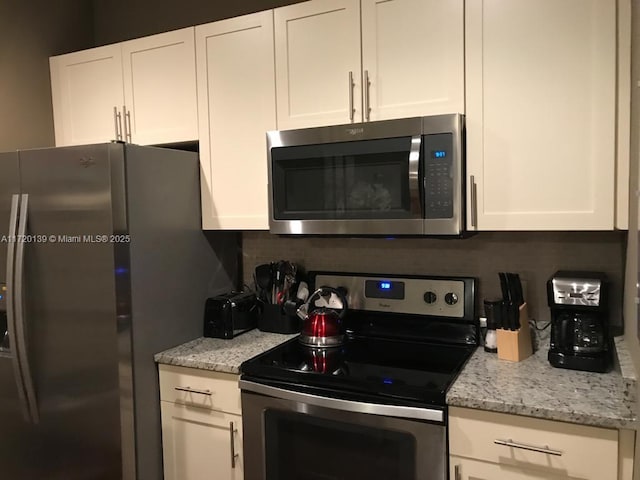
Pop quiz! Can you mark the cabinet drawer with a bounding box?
[159,364,241,415]
[449,407,618,479]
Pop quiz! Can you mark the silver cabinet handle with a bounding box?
[470,175,478,228]
[174,386,212,396]
[494,438,563,456]
[114,107,123,141]
[14,194,39,424]
[229,421,239,469]
[348,71,355,123]
[125,107,132,143]
[454,464,461,480]
[364,69,371,121]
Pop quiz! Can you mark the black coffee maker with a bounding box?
[547,271,611,373]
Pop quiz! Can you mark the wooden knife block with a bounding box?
[496,303,533,362]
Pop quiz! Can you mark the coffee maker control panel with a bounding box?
[551,276,602,307]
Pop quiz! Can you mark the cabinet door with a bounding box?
[274,0,361,129]
[161,402,243,480]
[196,11,276,230]
[121,27,198,145]
[450,457,573,480]
[361,0,464,121]
[466,0,616,230]
[50,44,124,146]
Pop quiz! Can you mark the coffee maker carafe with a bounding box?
[547,271,611,373]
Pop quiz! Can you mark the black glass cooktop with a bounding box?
[241,335,475,407]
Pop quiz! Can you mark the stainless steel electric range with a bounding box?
[240,272,478,480]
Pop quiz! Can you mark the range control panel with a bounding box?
[315,273,472,319]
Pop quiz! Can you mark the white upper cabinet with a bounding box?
[121,28,198,145]
[50,28,197,146]
[465,0,617,230]
[50,44,124,146]
[196,11,277,230]
[274,0,361,129]
[360,0,464,122]
[274,0,463,129]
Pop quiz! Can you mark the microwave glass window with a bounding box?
[272,137,415,220]
[264,410,416,480]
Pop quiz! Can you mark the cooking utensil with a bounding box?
[298,286,348,347]
[255,263,273,303]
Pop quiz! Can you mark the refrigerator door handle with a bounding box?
[14,194,39,424]
[5,194,31,422]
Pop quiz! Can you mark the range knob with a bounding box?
[444,292,459,305]
[423,291,437,304]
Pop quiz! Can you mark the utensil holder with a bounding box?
[258,304,301,334]
[496,303,533,362]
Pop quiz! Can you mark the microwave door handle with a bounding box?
[408,135,422,217]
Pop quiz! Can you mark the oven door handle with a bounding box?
[239,379,444,423]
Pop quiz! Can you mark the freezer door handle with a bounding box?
[5,194,31,422]
[14,194,39,424]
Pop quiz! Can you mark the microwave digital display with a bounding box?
[432,150,447,159]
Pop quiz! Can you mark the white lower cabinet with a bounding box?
[449,407,634,480]
[159,364,243,480]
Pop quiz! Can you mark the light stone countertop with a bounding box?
[447,335,638,429]
[153,329,299,374]
[155,327,638,430]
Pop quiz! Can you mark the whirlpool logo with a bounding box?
[346,127,364,136]
[378,302,391,308]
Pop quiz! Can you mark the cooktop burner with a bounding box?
[241,272,478,409]
[241,335,475,406]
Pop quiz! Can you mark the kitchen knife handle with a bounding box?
[470,175,478,228]
[364,69,371,121]
[348,71,355,123]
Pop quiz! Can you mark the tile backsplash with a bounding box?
[242,231,626,331]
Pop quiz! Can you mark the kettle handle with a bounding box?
[305,286,348,319]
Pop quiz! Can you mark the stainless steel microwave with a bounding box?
[267,114,465,236]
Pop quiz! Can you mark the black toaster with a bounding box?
[203,291,259,339]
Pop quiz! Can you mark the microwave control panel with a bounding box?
[423,133,454,219]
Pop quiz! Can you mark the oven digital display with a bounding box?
[365,280,405,300]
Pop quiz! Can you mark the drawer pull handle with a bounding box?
[494,438,563,456]
[174,386,212,396]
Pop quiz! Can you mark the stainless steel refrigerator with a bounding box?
[0,143,237,480]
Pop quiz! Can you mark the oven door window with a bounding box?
[271,137,419,220]
[264,410,416,480]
